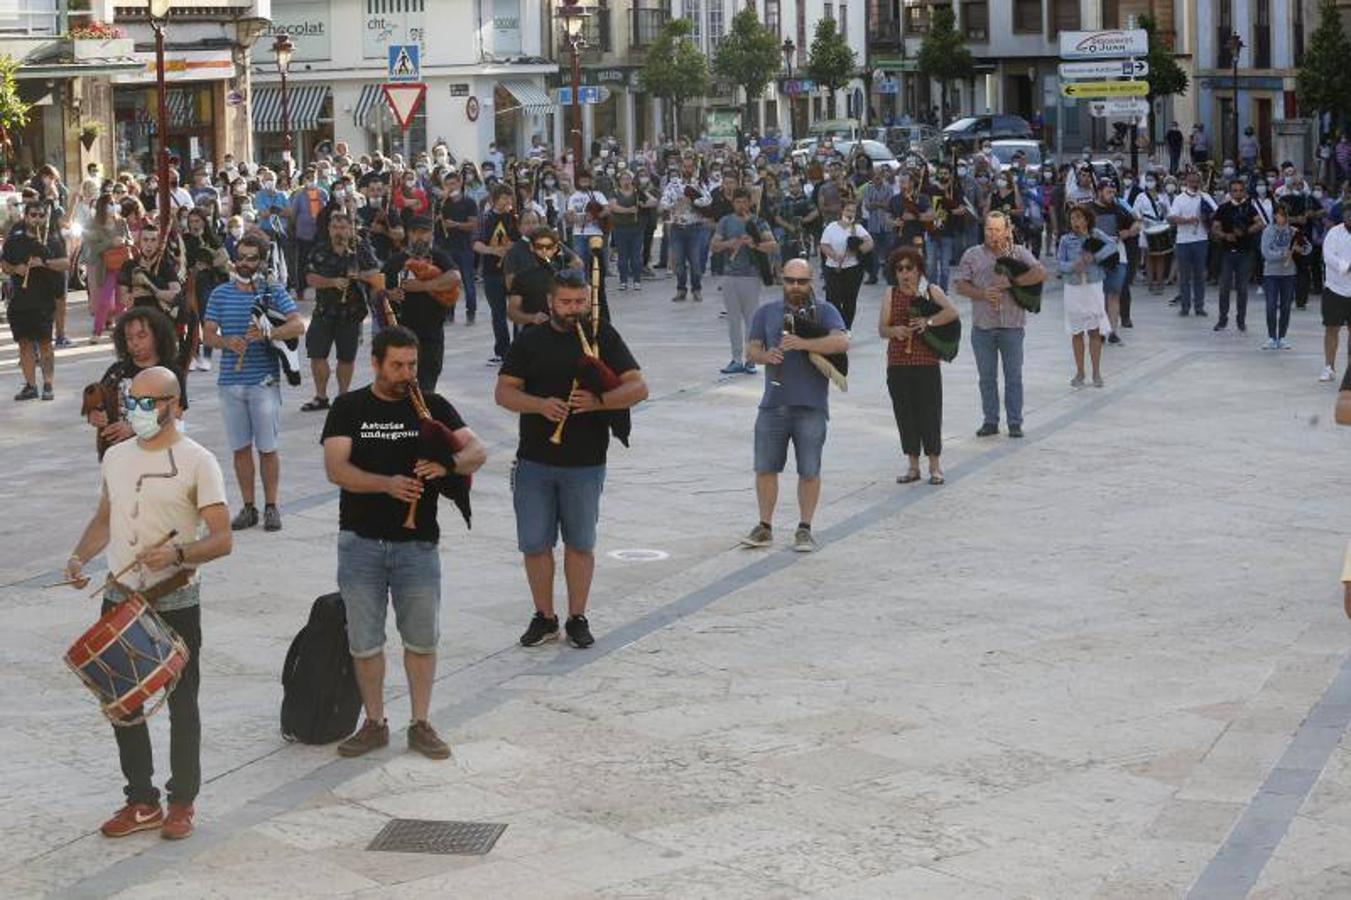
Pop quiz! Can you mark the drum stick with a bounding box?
[45,577,90,589]
[90,530,178,598]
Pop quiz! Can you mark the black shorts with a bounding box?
[8,307,54,342]
[1322,290,1351,328]
[305,317,362,363]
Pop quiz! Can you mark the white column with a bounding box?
[553,106,564,159]
[622,89,636,155]
[583,102,594,158]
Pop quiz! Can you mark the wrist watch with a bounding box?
[174,545,186,566]
[926,318,934,328]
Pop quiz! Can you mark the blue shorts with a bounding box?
[336,531,441,657]
[754,405,828,478]
[512,458,606,554]
[218,382,283,453]
[1102,263,1127,296]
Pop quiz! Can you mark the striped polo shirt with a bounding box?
[204,280,298,386]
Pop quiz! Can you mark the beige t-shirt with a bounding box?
[101,434,227,594]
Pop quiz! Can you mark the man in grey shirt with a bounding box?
[712,188,779,375]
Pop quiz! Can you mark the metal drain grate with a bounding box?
[366,819,508,856]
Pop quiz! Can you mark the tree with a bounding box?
[0,56,29,159]
[640,19,710,139]
[1136,15,1188,149]
[806,17,855,118]
[1297,0,1351,134]
[713,8,781,129]
[916,6,973,123]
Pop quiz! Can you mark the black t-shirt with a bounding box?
[505,240,571,324]
[889,192,931,247]
[119,254,184,321]
[477,211,518,275]
[357,203,394,261]
[500,320,638,467]
[1215,198,1258,253]
[383,248,457,339]
[308,238,379,324]
[3,224,66,312]
[438,196,479,254]
[101,357,189,411]
[320,385,466,543]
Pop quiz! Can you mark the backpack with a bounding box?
[280,593,362,744]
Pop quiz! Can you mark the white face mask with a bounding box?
[127,404,166,441]
[1124,179,1134,189]
[261,179,275,190]
[1314,190,1326,200]
[956,167,968,177]
[229,226,244,239]
[1222,167,1235,178]
[1256,184,1268,196]
[1145,178,1156,189]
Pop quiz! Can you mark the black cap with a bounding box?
[407,214,435,231]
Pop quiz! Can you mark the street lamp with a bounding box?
[148,0,172,231]
[1230,32,1244,170]
[782,38,794,78]
[272,34,295,168]
[558,2,590,167]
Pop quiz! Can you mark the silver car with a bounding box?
[834,139,902,173]
[989,140,1044,180]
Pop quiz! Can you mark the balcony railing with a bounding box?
[0,0,59,36]
[630,6,669,48]
[579,7,611,55]
[869,16,901,44]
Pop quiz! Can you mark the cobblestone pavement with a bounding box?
[3,272,1350,898]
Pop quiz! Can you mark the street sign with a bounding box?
[1059,29,1148,59]
[382,82,426,128]
[1061,80,1150,98]
[387,44,420,82]
[225,89,245,107]
[1058,59,1148,80]
[555,86,609,104]
[1088,99,1150,118]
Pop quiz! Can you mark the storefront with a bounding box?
[111,49,234,174]
[251,82,334,168]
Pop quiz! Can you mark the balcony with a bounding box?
[630,6,670,49]
[579,7,612,58]
[870,15,901,48]
[0,0,59,37]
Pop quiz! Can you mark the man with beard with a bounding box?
[495,270,649,649]
[436,170,479,325]
[739,257,849,553]
[303,212,381,410]
[322,325,487,759]
[384,216,461,391]
[4,200,69,400]
[659,155,713,302]
[202,233,305,532]
[473,186,519,365]
[505,225,580,330]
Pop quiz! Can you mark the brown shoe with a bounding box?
[100,802,162,837]
[337,718,389,757]
[161,803,194,840]
[408,720,451,760]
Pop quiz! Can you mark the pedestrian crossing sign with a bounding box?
[388,44,420,83]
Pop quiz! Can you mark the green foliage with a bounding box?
[1297,0,1351,122]
[806,16,855,96]
[0,56,30,133]
[1138,14,1187,99]
[713,8,782,110]
[640,18,710,111]
[916,6,974,86]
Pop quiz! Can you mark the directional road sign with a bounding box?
[1059,29,1148,59]
[388,44,420,82]
[1058,59,1149,80]
[555,86,609,104]
[1088,99,1150,119]
[1061,80,1150,99]
[382,82,426,128]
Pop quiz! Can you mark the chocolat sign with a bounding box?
[1058,29,1147,60]
[252,0,332,63]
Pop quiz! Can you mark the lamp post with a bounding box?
[558,2,590,167]
[148,0,172,232]
[272,34,295,170]
[1230,32,1244,170]
[782,38,795,141]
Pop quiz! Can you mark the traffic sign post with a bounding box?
[1058,60,1148,80]
[1088,99,1150,118]
[382,82,427,161]
[388,44,420,82]
[1056,28,1151,167]
[1061,80,1150,99]
[555,86,609,105]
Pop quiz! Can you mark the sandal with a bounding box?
[929,473,945,485]
[897,472,922,484]
[300,396,330,412]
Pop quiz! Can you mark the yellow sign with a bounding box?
[1061,80,1150,98]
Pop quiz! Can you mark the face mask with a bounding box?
[957,167,968,177]
[229,226,244,239]
[1145,178,1156,189]
[127,404,166,440]
[261,179,275,190]
[1315,190,1326,200]
[1222,167,1235,178]
[1124,179,1135,189]
[1256,184,1268,196]
[544,178,556,188]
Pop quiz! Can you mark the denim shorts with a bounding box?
[754,405,828,478]
[218,382,283,453]
[336,531,441,657]
[511,458,605,554]
[1102,262,1127,295]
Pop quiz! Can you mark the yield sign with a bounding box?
[382,83,427,129]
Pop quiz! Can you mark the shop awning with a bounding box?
[498,79,553,115]
[252,85,331,133]
[353,83,385,129]
[167,89,196,128]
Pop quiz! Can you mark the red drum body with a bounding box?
[64,595,189,725]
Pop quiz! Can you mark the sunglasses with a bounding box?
[123,394,172,412]
[533,241,557,251]
[782,276,811,285]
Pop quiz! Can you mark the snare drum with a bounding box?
[64,595,189,726]
[1145,222,1176,255]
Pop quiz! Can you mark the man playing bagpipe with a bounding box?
[117,223,186,363]
[302,212,382,411]
[322,325,486,760]
[4,200,69,401]
[494,268,649,649]
[383,215,462,392]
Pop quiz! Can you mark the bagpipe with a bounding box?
[742,217,775,286]
[785,302,849,392]
[585,193,612,235]
[994,252,1044,314]
[1080,234,1119,274]
[402,253,461,308]
[908,284,962,362]
[80,374,123,460]
[20,205,49,289]
[550,236,631,447]
[234,274,302,385]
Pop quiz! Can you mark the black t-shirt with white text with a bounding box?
[320,385,466,543]
[500,320,638,467]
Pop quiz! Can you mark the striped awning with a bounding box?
[252,85,331,133]
[166,89,195,127]
[353,83,385,129]
[498,79,553,115]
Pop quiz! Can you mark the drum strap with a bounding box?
[107,569,193,606]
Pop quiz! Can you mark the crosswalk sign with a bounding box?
[388,44,420,82]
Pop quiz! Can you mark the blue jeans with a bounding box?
[450,246,477,316]
[481,271,510,358]
[1176,240,1208,312]
[970,326,1024,428]
[613,225,643,285]
[1264,274,1295,339]
[753,405,829,477]
[512,458,606,553]
[1218,250,1252,325]
[670,223,709,292]
[926,235,956,290]
[336,531,442,657]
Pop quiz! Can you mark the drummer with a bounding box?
[63,366,233,842]
[1133,171,1172,295]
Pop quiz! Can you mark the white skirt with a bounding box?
[1063,279,1112,337]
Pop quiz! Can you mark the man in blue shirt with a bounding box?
[251,167,289,242]
[203,232,305,532]
[740,257,849,553]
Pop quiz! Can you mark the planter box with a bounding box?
[72,38,134,60]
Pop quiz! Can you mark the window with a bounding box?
[839,2,847,39]
[708,0,723,48]
[1100,0,1119,28]
[903,0,930,35]
[1255,0,1271,68]
[796,0,807,64]
[1294,0,1306,65]
[824,2,833,19]
[1050,0,1079,37]
[962,0,988,41]
[765,0,779,37]
[1012,0,1040,32]
[685,0,701,41]
[1217,0,1233,68]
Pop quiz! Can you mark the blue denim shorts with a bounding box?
[1102,262,1127,295]
[218,382,283,453]
[336,531,442,657]
[512,458,606,554]
[754,405,828,478]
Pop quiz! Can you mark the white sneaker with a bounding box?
[1320,365,1336,382]
[200,356,212,371]
[1261,338,1278,350]
[1278,339,1292,350]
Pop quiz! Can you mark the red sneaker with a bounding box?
[100,802,163,838]
[161,803,194,840]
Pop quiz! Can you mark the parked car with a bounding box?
[835,139,902,173]
[872,124,944,162]
[989,139,1046,181]
[808,118,863,140]
[941,115,1034,153]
